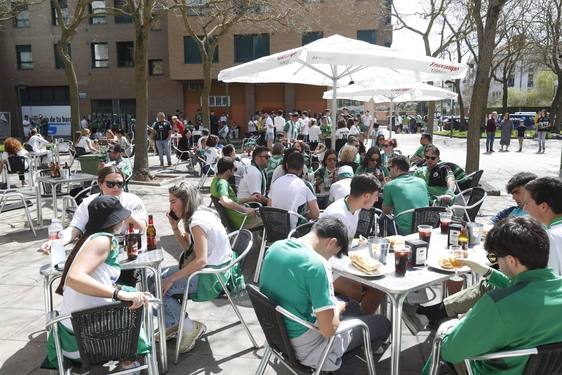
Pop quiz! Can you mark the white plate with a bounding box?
[331,249,387,278]
[425,258,470,273]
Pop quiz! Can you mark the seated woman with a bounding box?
[75,129,99,155]
[1,137,29,186]
[160,183,243,352]
[314,149,337,209]
[202,135,219,175]
[46,195,150,369]
[381,138,400,169]
[356,146,389,182]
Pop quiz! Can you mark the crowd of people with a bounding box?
[32,103,562,375]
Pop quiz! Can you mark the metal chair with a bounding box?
[451,187,487,222]
[429,320,562,375]
[411,206,447,232]
[173,229,258,364]
[171,136,194,172]
[456,169,484,193]
[287,222,315,239]
[61,183,98,227]
[46,300,160,375]
[247,284,376,375]
[0,188,36,236]
[211,196,261,233]
[254,207,308,283]
[197,155,217,189]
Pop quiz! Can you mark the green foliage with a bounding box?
[506,71,557,107]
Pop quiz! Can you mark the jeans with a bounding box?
[443,279,493,317]
[537,131,547,150]
[486,132,495,152]
[155,139,171,165]
[150,266,199,328]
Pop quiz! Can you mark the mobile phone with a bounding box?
[169,210,179,221]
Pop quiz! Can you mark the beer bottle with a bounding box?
[126,223,137,260]
[146,214,157,250]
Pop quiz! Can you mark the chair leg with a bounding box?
[361,324,376,375]
[313,336,336,375]
[256,345,272,375]
[252,228,267,284]
[20,193,36,237]
[217,276,259,348]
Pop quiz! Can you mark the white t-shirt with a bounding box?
[349,125,360,135]
[547,220,562,275]
[274,115,285,132]
[270,164,309,185]
[80,119,89,129]
[28,134,49,153]
[301,117,310,135]
[76,136,94,153]
[270,173,316,228]
[247,120,257,133]
[70,192,147,235]
[265,116,275,134]
[197,136,208,150]
[189,209,231,266]
[204,147,219,166]
[335,128,350,140]
[322,198,359,241]
[328,178,352,203]
[309,125,321,142]
[238,164,264,199]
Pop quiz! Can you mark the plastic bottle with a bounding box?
[48,219,65,268]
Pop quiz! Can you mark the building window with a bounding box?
[90,0,106,24]
[183,36,218,64]
[357,30,377,44]
[54,44,71,69]
[234,33,269,63]
[116,41,134,67]
[207,96,230,107]
[114,0,132,23]
[14,7,30,27]
[507,74,515,87]
[16,45,33,70]
[21,86,69,106]
[91,42,109,68]
[302,31,323,46]
[51,0,69,26]
[149,59,163,75]
[527,73,534,88]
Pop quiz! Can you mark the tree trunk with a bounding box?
[501,80,508,115]
[59,43,80,142]
[455,79,467,131]
[465,3,506,173]
[427,101,435,136]
[132,25,150,177]
[201,59,212,129]
[551,72,562,133]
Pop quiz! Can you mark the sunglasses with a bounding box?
[383,144,392,148]
[486,252,500,264]
[425,155,438,161]
[105,180,124,189]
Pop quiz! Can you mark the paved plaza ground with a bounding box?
[0,133,560,375]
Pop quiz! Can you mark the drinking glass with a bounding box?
[418,225,433,243]
[439,212,453,234]
[468,222,484,247]
[394,245,411,276]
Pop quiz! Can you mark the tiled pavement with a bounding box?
[0,133,559,374]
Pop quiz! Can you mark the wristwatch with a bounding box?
[112,286,122,301]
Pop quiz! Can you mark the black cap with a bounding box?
[110,144,124,153]
[85,195,131,231]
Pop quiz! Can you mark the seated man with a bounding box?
[414,145,455,205]
[265,143,284,191]
[416,176,562,328]
[422,216,562,375]
[491,172,537,223]
[322,174,385,314]
[410,132,432,164]
[259,216,391,372]
[269,152,319,229]
[382,155,429,235]
[237,145,269,205]
[328,165,354,203]
[103,144,132,179]
[210,157,261,230]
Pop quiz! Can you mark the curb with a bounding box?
[129,173,185,187]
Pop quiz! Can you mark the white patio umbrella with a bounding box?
[218,34,468,148]
[323,82,458,136]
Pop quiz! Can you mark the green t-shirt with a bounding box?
[210,177,245,229]
[414,144,427,158]
[383,174,429,234]
[265,155,283,190]
[259,239,335,339]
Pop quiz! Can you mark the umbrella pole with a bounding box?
[331,78,337,150]
[388,99,394,138]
